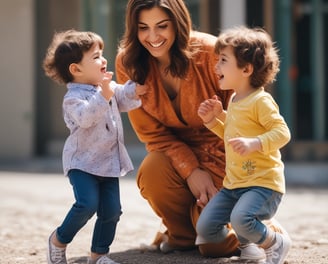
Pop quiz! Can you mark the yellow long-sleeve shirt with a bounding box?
[205,88,291,194]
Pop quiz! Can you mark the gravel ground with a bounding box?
[1,171,327,264]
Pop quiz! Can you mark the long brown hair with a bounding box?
[118,0,193,84]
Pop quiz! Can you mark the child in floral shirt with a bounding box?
[43,29,147,264]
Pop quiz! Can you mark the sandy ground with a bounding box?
[1,171,328,264]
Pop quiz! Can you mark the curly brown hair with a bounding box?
[43,29,104,85]
[118,0,193,84]
[215,26,280,88]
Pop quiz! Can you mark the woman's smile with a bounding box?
[137,7,175,62]
[148,40,166,48]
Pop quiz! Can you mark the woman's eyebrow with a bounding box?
[138,19,171,26]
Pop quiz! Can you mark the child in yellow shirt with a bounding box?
[197,26,291,264]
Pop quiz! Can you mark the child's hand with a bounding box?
[100,71,114,100]
[210,95,224,118]
[103,71,113,82]
[136,84,148,96]
[135,84,148,98]
[198,95,223,123]
[228,137,262,156]
[198,100,215,123]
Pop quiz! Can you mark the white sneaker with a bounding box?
[87,255,120,264]
[266,218,291,242]
[265,232,291,264]
[47,232,67,264]
[239,243,266,262]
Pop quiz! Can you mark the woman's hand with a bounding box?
[186,168,218,208]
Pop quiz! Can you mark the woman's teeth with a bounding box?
[150,41,164,48]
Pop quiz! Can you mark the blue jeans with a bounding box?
[56,169,122,254]
[196,187,282,245]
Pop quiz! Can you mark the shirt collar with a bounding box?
[67,82,98,91]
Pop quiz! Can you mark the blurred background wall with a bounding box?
[0,0,327,184]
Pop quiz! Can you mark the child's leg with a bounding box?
[228,187,282,262]
[48,170,99,264]
[90,177,121,259]
[56,170,100,244]
[196,188,235,244]
[230,187,282,245]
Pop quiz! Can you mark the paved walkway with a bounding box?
[1,171,328,263]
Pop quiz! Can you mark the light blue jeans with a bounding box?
[56,169,122,254]
[196,187,282,245]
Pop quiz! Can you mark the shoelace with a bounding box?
[265,246,280,262]
[50,246,66,264]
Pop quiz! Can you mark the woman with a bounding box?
[115,0,285,258]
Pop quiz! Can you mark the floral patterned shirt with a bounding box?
[62,81,141,177]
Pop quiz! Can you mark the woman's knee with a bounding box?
[137,152,170,182]
[137,152,181,199]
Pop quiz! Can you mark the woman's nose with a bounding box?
[148,29,158,41]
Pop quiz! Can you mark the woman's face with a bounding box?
[137,7,176,63]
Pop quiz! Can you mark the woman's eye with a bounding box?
[138,26,148,31]
[158,24,168,29]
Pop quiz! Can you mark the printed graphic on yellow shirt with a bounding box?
[242,159,256,175]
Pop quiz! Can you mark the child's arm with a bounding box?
[229,95,291,156]
[134,83,148,99]
[113,80,148,112]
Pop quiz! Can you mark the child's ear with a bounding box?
[69,63,82,77]
[243,63,253,77]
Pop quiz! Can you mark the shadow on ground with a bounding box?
[68,249,262,264]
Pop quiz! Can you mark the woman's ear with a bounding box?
[69,63,82,77]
